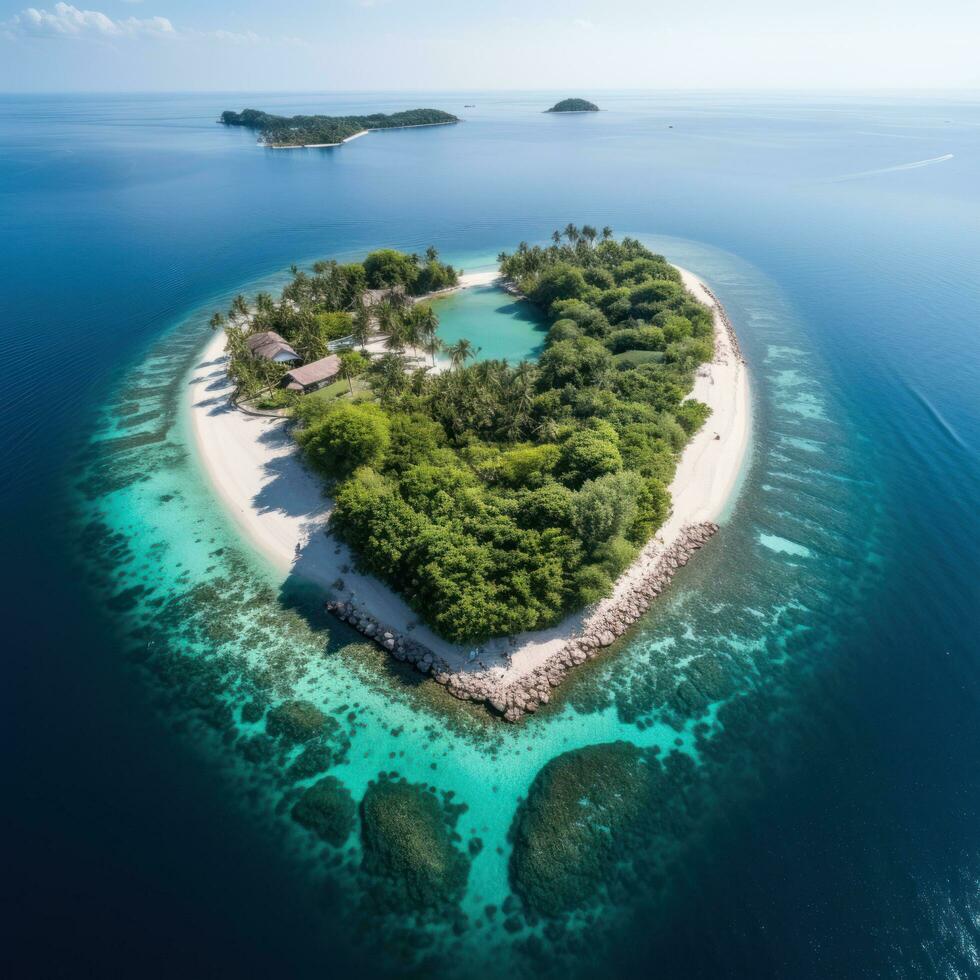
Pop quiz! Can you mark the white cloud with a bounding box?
[2,3,271,43]
[5,2,175,37]
[573,18,595,30]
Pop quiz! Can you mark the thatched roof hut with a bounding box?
[281,355,342,393]
[246,331,300,363]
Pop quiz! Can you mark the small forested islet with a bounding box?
[220,107,459,147]
[546,98,600,113]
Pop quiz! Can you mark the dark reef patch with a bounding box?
[266,699,333,743]
[508,740,719,925]
[288,741,345,781]
[509,741,655,915]
[359,775,470,915]
[291,776,356,846]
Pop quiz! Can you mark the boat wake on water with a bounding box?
[827,153,953,182]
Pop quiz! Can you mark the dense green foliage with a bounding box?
[546,98,600,112]
[213,247,457,400]
[362,247,459,294]
[220,107,459,146]
[289,228,713,644]
[296,402,391,478]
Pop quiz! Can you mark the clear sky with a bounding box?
[1,0,978,93]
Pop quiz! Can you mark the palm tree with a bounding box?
[408,367,430,396]
[209,312,225,331]
[401,309,424,355]
[551,230,562,246]
[535,416,560,442]
[383,318,408,354]
[422,334,443,367]
[601,225,613,240]
[255,292,275,315]
[511,362,536,409]
[473,358,503,395]
[338,350,367,395]
[581,225,597,246]
[351,301,372,350]
[375,299,399,336]
[367,353,408,402]
[446,338,475,371]
[563,223,580,244]
[228,294,249,325]
[415,304,439,339]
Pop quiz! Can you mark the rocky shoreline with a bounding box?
[699,282,744,364]
[326,521,718,722]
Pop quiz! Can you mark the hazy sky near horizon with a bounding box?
[1,0,978,93]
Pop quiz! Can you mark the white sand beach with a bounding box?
[188,266,750,686]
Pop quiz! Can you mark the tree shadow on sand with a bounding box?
[276,538,431,692]
[249,422,330,520]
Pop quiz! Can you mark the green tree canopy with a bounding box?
[279,227,718,644]
[363,249,418,289]
[538,336,612,389]
[555,429,623,488]
[571,471,644,549]
[529,264,590,309]
[296,403,391,479]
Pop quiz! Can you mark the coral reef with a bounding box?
[291,776,356,846]
[359,776,470,913]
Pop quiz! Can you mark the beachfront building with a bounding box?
[246,331,300,363]
[281,354,341,393]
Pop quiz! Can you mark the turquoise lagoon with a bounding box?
[430,281,548,363]
[5,93,979,978]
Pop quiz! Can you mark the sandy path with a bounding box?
[187,266,750,680]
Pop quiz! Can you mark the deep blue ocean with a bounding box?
[3,91,979,978]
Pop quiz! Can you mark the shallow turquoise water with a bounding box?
[5,92,979,978]
[431,282,548,363]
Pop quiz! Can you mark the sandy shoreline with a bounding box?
[188,265,750,706]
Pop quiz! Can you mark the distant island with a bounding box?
[219,108,459,148]
[546,99,600,113]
